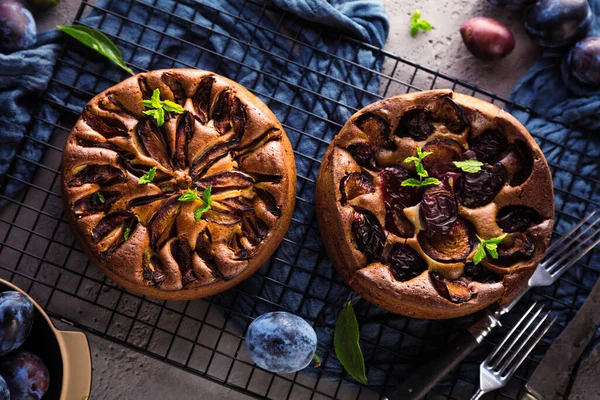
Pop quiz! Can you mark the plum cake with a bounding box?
[316,90,554,319]
[62,69,296,300]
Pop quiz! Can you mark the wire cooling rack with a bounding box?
[1,0,599,399]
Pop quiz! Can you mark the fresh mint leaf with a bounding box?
[401,178,423,187]
[409,10,433,37]
[474,234,507,264]
[334,301,368,385]
[312,353,322,368]
[143,89,182,126]
[162,100,185,113]
[138,167,157,185]
[123,227,132,241]
[194,186,212,222]
[402,148,440,187]
[58,25,133,74]
[453,160,483,173]
[96,192,105,204]
[421,177,441,186]
[178,188,200,202]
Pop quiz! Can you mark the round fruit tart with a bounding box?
[62,69,296,300]
[316,90,554,319]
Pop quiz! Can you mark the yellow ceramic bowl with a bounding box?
[0,279,91,399]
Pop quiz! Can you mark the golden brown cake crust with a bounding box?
[62,69,296,300]
[316,90,554,319]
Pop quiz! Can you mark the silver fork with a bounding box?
[386,212,600,400]
[471,303,556,400]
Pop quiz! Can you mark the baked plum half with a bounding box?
[422,138,463,178]
[457,164,507,208]
[419,218,474,262]
[385,243,427,281]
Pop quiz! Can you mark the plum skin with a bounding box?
[487,0,535,10]
[0,1,37,53]
[566,36,600,87]
[0,376,9,400]
[246,312,317,374]
[0,292,34,356]
[524,0,592,48]
[0,351,49,400]
[460,17,515,61]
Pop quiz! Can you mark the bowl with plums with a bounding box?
[0,279,91,399]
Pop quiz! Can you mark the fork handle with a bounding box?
[384,332,479,400]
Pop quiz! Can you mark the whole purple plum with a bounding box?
[0,292,34,356]
[0,1,36,53]
[525,0,592,48]
[460,17,515,61]
[487,0,535,10]
[0,351,49,400]
[566,36,600,87]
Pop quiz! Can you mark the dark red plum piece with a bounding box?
[136,118,172,169]
[192,75,215,123]
[386,243,427,282]
[117,156,171,183]
[73,190,121,218]
[171,238,197,285]
[355,113,394,150]
[0,351,49,400]
[212,89,247,137]
[0,292,33,356]
[460,17,515,61]
[419,218,474,262]
[339,172,374,205]
[469,128,508,164]
[497,206,542,232]
[148,197,180,249]
[194,171,254,191]
[174,111,193,169]
[142,251,167,287]
[161,72,186,106]
[220,197,254,214]
[499,141,533,186]
[255,187,282,218]
[138,76,153,98]
[379,166,423,208]
[385,203,415,238]
[242,210,268,246]
[421,186,458,235]
[67,164,125,187]
[228,233,250,261]
[82,110,128,138]
[190,139,240,180]
[429,96,469,133]
[352,211,386,261]
[346,142,379,170]
[463,261,501,283]
[495,233,535,266]
[195,228,228,280]
[91,210,136,244]
[430,272,474,303]
[204,211,242,225]
[394,108,434,141]
[567,36,600,87]
[422,138,463,178]
[457,164,507,208]
[127,193,172,208]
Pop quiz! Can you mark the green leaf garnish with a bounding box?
[402,147,440,187]
[96,192,105,203]
[334,301,368,385]
[453,160,484,173]
[178,187,200,202]
[194,186,212,222]
[473,234,508,264]
[123,227,132,241]
[57,25,133,74]
[312,353,322,368]
[142,88,184,127]
[410,10,433,37]
[138,167,157,185]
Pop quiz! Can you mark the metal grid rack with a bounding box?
[0,0,598,399]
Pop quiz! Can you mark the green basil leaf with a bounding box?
[334,301,368,385]
[96,192,105,203]
[178,188,200,202]
[473,245,486,264]
[138,167,157,185]
[123,227,132,241]
[57,25,133,75]
[453,160,483,173]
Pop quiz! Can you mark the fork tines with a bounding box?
[542,211,600,278]
[485,303,556,379]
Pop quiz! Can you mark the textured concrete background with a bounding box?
[31,0,542,398]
